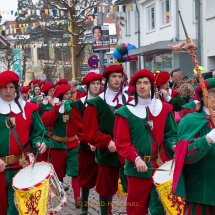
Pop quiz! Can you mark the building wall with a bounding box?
[139,0,197,46]
[202,0,215,71]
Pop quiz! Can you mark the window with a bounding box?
[193,0,198,22]
[161,0,170,25]
[109,57,116,64]
[147,5,155,31]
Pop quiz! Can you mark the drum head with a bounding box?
[13,162,51,189]
[153,160,174,184]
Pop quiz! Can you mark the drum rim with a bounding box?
[152,160,174,184]
[12,162,54,190]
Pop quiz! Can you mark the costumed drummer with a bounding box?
[114,69,177,215]
[83,65,132,215]
[70,72,102,215]
[41,84,81,207]
[173,78,215,214]
[0,71,49,215]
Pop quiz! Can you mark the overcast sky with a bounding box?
[0,0,18,22]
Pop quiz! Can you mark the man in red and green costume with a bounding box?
[0,71,49,215]
[20,86,30,101]
[31,82,56,162]
[41,84,81,207]
[31,82,56,117]
[114,69,177,215]
[173,78,215,215]
[83,65,132,215]
[71,72,102,215]
[154,71,185,111]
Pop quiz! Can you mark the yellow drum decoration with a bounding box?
[153,160,185,215]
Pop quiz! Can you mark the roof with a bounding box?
[128,39,197,56]
[0,36,10,49]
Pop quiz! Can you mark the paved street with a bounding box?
[58,176,127,215]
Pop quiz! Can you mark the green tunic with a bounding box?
[115,104,177,178]
[86,96,119,166]
[176,110,215,205]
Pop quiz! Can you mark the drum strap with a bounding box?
[142,117,163,166]
[4,114,24,152]
[142,117,159,151]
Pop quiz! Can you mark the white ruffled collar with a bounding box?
[99,88,128,106]
[80,92,96,106]
[0,97,26,119]
[126,97,162,118]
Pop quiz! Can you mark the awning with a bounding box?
[128,40,197,56]
[115,0,135,5]
[0,36,10,49]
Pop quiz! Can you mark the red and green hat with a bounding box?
[54,84,71,98]
[83,72,102,85]
[128,69,155,93]
[20,86,30,93]
[0,71,20,87]
[194,78,215,100]
[32,79,40,85]
[102,65,125,79]
[39,80,46,86]
[56,78,68,85]
[41,83,56,93]
[195,78,215,93]
[154,71,170,87]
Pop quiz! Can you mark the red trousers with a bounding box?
[126,176,153,215]
[96,164,119,197]
[50,148,67,180]
[186,201,215,215]
[0,171,7,215]
[78,150,98,189]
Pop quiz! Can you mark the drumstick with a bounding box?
[134,166,168,171]
[31,132,45,172]
[169,158,175,176]
[148,168,169,172]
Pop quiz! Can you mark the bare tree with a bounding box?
[45,0,111,80]
[0,48,20,70]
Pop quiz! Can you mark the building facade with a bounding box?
[116,0,215,77]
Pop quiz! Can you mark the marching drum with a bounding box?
[153,160,185,215]
[12,162,67,215]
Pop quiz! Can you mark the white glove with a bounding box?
[207,129,215,143]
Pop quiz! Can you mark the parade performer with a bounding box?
[83,65,132,215]
[71,72,102,215]
[28,79,40,96]
[20,86,30,101]
[31,82,56,116]
[56,78,68,86]
[114,69,177,215]
[41,84,81,207]
[0,71,49,215]
[173,78,215,215]
[154,71,185,111]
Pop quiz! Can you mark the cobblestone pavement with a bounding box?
[58,176,127,215]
